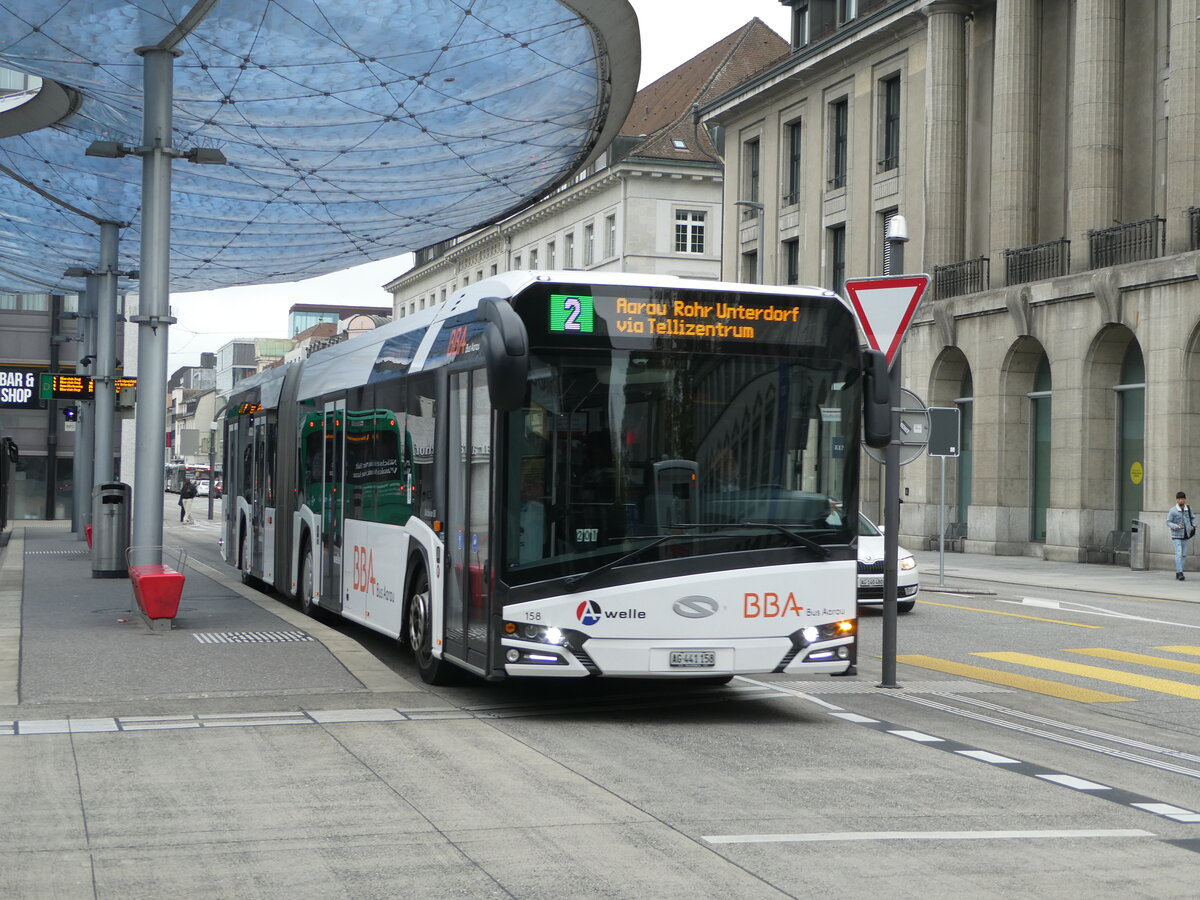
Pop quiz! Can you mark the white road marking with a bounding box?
[828,712,879,724]
[1131,803,1200,823]
[956,749,1019,764]
[1036,773,1110,791]
[704,829,1154,844]
[888,729,944,742]
[1014,597,1200,629]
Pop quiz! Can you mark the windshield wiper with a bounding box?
[563,534,693,590]
[674,521,833,558]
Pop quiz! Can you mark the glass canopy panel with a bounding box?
[0,0,637,293]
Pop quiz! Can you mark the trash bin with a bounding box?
[92,482,131,578]
[1129,519,1148,572]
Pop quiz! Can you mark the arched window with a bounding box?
[956,370,973,525]
[1116,342,1145,531]
[1029,353,1051,541]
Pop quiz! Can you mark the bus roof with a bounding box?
[233,272,850,407]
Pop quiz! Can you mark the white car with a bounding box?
[196,479,210,497]
[856,513,919,613]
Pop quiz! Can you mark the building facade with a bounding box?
[703,0,1200,568]
[385,20,789,311]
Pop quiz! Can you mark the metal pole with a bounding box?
[76,279,97,534]
[130,46,180,567]
[207,424,216,520]
[879,216,908,690]
[94,221,119,484]
[939,455,946,586]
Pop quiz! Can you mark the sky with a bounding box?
[166,0,793,373]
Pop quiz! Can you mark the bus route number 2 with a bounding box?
[576,528,598,543]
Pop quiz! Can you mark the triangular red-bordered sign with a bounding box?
[844,274,930,368]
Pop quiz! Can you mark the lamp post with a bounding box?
[734,200,765,284]
[207,421,217,521]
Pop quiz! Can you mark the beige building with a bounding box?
[702,0,1200,569]
[385,20,789,313]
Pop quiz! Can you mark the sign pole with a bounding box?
[940,455,946,586]
[843,251,930,691]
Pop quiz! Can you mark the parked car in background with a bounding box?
[856,513,919,613]
[196,479,210,497]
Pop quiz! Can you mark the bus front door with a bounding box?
[444,370,491,672]
[322,400,346,612]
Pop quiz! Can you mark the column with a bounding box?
[1067,0,1123,268]
[1166,0,1199,254]
[925,2,970,268]
[989,0,1040,266]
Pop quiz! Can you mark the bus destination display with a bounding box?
[39,373,137,400]
[548,292,802,341]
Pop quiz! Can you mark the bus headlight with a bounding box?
[801,626,820,644]
[504,622,566,646]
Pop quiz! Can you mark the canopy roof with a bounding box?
[0,0,638,294]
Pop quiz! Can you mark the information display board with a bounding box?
[39,373,137,401]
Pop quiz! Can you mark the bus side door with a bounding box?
[322,399,346,612]
[443,369,491,671]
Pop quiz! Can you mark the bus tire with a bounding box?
[298,540,320,619]
[406,564,457,685]
[239,523,253,586]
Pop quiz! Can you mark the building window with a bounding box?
[529,248,538,269]
[605,214,616,258]
[743,138,761,210]
[791,0,809,47]
[837,0,856,24]
[672,139,687,150]
[565,232,575,268]
[828,97,848,190]
[828,224,846,296]
[674,210,706,254]
[584,223,594,266]
[513,254,521,270]
[462,274,469,285]
[784,238,800,285]
[879,208,901,274]
[490,264,498,276]
[742,251,759,284]
[785,120,803,204]
[547,240,556,268]
[879,74,900,172]
[477,270,483,281]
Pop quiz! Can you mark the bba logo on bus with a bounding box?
[743,592,805,618]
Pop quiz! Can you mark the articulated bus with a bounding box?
[223,272,890,684]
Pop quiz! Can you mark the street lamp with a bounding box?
[208,421,218,521]
[734,200,765,285]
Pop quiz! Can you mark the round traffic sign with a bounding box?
[863,388,929,465]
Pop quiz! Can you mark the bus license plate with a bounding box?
[670,650,716,668]
[859,575,884,587]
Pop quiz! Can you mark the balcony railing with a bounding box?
[1189,207,1200,251]
[933,256,990,300]
[1087,216,1166,269]
[1005,238,1070,286]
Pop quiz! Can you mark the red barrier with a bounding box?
[129,565,185,619]
[85,525,92,548]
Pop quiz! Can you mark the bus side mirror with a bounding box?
[478,297,530,412]
[862,349,891,448]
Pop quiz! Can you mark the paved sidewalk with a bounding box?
[0,514,426,719]
[915,546,1200,603]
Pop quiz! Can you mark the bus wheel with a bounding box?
[406,566,456,685]
[239,527,252,585]
[299,543,319,618]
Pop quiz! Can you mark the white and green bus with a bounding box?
[223,272,890,684]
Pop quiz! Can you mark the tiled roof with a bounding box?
[619,19,789,164]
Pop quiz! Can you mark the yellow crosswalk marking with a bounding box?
[896,654,1133,703]
[917,600,1102,628]
[1066,648,1200,675]
[1157,645,1200,657]
[976,652,1200,699]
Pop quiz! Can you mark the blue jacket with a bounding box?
[1167,503,1195,540]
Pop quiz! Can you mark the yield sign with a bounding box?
[844,274,930,368]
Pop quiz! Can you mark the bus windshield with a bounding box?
[501,347,859,585]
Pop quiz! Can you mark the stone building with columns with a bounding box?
[701,0,1200,569]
